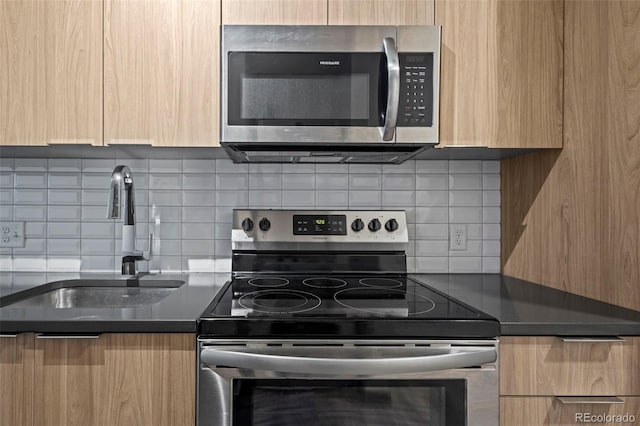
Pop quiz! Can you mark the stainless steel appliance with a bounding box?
[221,26,441,163]
[198,210,499,426]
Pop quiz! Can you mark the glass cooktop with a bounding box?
[199,276,499,338]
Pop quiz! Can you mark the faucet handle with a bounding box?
[142,233,153,261]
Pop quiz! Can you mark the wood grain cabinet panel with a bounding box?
[328,0,434,25]
[105,0,220,146]
[0,334,34,426]
[0,0,102,146]
[33,333,195,426]
[501,396,640,426]
[436,0,563,148]
[500,337,640,396]
[222,0,327,24]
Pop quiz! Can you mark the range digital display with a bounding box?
[294,215,347,235]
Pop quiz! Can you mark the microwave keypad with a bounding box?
[398,53,433,127]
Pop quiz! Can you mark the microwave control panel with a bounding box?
[398,53,434,127]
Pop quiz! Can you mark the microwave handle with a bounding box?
[201,347,496,375]
[381,37,400,141]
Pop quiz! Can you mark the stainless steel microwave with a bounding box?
[221,25,441,163]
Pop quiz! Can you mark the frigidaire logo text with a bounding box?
[320,61,340,66]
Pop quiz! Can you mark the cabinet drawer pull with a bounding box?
[560,336,625,343]
[36,334,101,339]
[556,397,625,405]
[0,334,18,338]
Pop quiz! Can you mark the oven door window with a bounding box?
[232,379,466,426]
[227,52,386,127]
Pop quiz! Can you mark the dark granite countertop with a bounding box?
[410,274,640,336]
[0,272,229,333]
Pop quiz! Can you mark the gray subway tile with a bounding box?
[349,164,382,174]
[82,222,115,239]
[482,257,501,273]
[81,159,116,173]
[156,223,182,240]
[81,256,116,272]
[0,158,14,171]
[149,190,181,206]
[415,224,449,240]
[283,174,315,190]
[48,159,81,172]
[48,189,81,205]
[249,174,281,190]
[14,172,46,188]
[157,239,182,256]
[449,240,482,257]
[0,189,11,204]
[416,191,448,207]
[115,159,149,173]
[482,161,500,173]
[382,160,415,174]
[215,190,248,207]
[316,191,348,208]
[46,257,81,272]
[382,190,414,207]
[13,257,47,272]
[149,159,182,173]
[249,190,281,207]
[416,160,448,174]
[81,239,115,255]
[181,207,214,223]
[217,174,249,190]
[449,207,482,223]
[483,174,500,190]
[483,207,501,223]
[449,191,482,207]
[316,164,348,174]
[0,205,12,220]
[282,164,315,174]
[48,206,81,222]
[414,257,449,273]
[182,159,215,173]
[449,257,482,273]
[82,206,112,222]
[157,256,183,272]
[214,207,234,223]
[15,158,47,172]
[467,224,483,239]
[449,174,482,190]
[483,224,501,240]
[13,239,46,255]
[182,190,215,207]
[182,240,215,256]
[25,222,47,238]
[214,240,232,258]
[182,223,214,240]
[483,240,501,257]
[82,173,111,189]
[0,172,13,188]
[415,207,448,224]
[149,173,181,190]
[47,239,81,255]
[14,205,47,221]
[282,190,315,207]
[182,174,216,190]
[318,174,349,190]
[449,160,482,174]
[214,222,231,241]
[48,173,81,188]
[415,240,449,257]
[215,159,247,173]
[249,164,282,174]
[416,174,448,190]
[348,191,381,207]
[348,174,381,191]
[14,188,47,205]
[483,190,501,206]
[382,174,414,190]
[47,222,81,238]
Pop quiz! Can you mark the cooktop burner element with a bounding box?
[334,288,436,316]
[359,277,403,288]
[303,277,347,288]
[247,277,289,287]
[237,289,321,315]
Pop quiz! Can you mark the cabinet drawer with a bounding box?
[501,396,640,426]
[500,336,640,395]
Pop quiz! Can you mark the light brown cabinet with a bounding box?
[328,0,433,25]
[500,336,640,426]
[0,0,102,146]
[0,333,195,426]
[222,0,327,25]
[436,0,563,148]
[0,334,34,426]
[104,0,220,147]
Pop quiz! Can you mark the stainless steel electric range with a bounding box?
[197,210,500,426]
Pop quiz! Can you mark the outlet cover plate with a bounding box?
[449,224,467,251]
[0,221,25,248]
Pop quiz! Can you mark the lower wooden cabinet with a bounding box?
[0,333,34,426]
[501,396,640,426]
[0,333,195,426]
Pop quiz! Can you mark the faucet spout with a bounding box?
[108,165,135,225]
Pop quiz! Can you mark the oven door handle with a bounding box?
[381,36,400,141]
[200,348,496,375]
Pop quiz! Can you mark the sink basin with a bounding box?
[0,279,184,309]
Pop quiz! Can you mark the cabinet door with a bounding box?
[328,0,433,25]
[0,334,34,426]
[222,0,327,25]
[436,0,563,148]
[105,0,220,146]
[0,0,102,146]
[33,333,195,426]
[501,396,640,426]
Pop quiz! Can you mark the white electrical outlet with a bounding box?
[449,224,467,251]
[0,222,26,248]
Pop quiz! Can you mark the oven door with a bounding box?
[221,26,399,144]
[197,339,498,426]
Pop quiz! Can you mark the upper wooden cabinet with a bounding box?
[436,0,563,148]
[104,0,220,146]
[222,0,327,25]
[328,0,434,25]
[0,0,102,146]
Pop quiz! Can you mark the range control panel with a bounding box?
[398,53,434,127]
[232,210,409,249]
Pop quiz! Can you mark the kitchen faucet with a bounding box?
[108,165,152,275]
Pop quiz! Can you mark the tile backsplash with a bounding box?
[0,157,500,273]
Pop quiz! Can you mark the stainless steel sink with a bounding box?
[1,279,184,309]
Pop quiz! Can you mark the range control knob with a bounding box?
[368,218,381,232]
[385,218,399,232]
[351,218,365,232]
[241,218,253,232]
[259,218,271,232]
